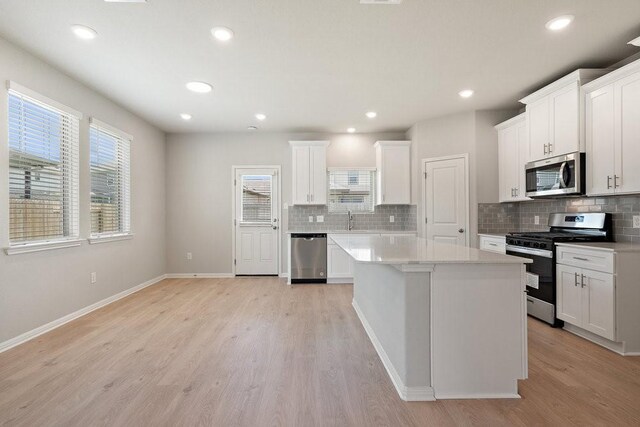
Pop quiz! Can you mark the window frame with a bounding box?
[4,81,82,254]
[88,117,132,243]
[327,167,376,213]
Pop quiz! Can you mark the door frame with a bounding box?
[231,165,282,276]
[422,154,470,246]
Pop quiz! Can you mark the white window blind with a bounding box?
[241,175,272,223]
[328,169,375,213]
[90,119,131,237]
[8,87,80,244]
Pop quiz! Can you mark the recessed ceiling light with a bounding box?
[347,127,356,133]
[180,113,192,121]
[366,111,377,119]
[458,89,474,98]
[545,15,574,31]
[248,126,258,131]
[186,81,213,93]
[211,27,234,42]
[629,36,640,47]
[255,113,266,121]
[71,25,98,40]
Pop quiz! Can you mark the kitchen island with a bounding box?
[331,234,531,401]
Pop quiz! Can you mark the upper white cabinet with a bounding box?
[496,114,530,202]
[584,59,640,196]
[374,141,411,205]
[520,69,608,162]
[290,141,329,205]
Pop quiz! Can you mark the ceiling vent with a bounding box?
[360,0,402,4]
[629,36,640,47]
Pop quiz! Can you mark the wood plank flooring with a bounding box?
[1,277,639,426]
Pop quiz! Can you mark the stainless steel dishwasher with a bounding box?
[290,233,327,283]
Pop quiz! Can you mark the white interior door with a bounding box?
[235,167,279,275]
[424,156,468,246]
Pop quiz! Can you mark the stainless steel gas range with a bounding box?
[506,212,612,326]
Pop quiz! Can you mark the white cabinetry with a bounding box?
[556,244,640,354]
[374,141,411,205]
[496,114,529,202]
[584,59,640,196]
[327,238,354,281]
[478,235,506,254]
[290,141,328,205]
[520,69,608,162]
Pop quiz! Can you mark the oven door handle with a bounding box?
[506,244,553,259]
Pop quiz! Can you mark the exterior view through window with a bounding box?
[328,169,375,212]
[241,175,272,223]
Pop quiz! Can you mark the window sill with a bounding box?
[88,234,134,245]
[4,239,83,255]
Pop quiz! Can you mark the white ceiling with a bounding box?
[0,0,639,134]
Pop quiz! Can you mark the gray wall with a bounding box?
[0,37,166,343]
[165,131,407,275]
[407,110,516,246]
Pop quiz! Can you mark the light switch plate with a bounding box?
[633,215,640,228]
[90,272,97,284]
[316,215,324,223]
[534,216,540,225]
[389,215,395,223]
[186,252,192,260]
[309,216,314,223]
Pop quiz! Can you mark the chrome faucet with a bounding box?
[347,210,354,231]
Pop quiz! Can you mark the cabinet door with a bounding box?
[581,269,615,341]
[327,244,353,278]
[515,121,530,201]
[292,146,310,205]
[550,82,580,156]
[586,84,616,196]
[309,145,327,204]
[615,71,640,194]
[498,127,517,202]
[526,97,550,161]
[556,264,583,326]
[379,146,410,204]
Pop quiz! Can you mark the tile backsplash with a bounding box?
[478,195,640,243]
[288,205,417,232]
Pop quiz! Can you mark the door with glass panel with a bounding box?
[234,167,279,275]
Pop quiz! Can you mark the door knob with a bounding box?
[458,228,465,233]
[272,226,278,230]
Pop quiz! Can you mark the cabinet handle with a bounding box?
[543,144,548,155]
[614,175,620,189]
[311,194,314,202]
[515,188,519,197]
[548,143,553,153]
[581,274,586,288]
[574,272,579,287]
[607,176,612,189]
[488,243,498,247]
[307,194,310,202]
[573,256,589,261]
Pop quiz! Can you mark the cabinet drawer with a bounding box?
[556,246,614,273]
[479,236,506,254]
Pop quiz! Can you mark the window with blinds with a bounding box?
[240,175,272,223]
[328,169,375,212]
[90,119,131,237]
[8,87,80,244]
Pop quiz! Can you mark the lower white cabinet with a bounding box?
[556,264,615,340]
[478,235,506,254]
[327,242,354,280]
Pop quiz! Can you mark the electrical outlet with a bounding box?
[186,252,193,260]
[308,216,314,223]
[534,216,540,225]
[389,215,395,223]
[90,272,97,284]
[316,215,324,223]
[633,216,640,228]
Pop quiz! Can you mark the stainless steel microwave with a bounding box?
[525,152,585,198]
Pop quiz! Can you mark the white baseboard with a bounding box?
[327,278,353,284]
[165,273,234,279]
[435,392,520,399]
[562,323,637,356]
[0,274,167,354]
[352,299,435,402]
[279,273,289,279]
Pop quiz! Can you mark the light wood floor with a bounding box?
[1,278,639,426]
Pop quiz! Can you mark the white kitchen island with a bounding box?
[331,234,532,401]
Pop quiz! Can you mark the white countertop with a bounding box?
[556,241,640,253]
[331,234,531,265]
[287,230,418,235]
[478,233,507,238]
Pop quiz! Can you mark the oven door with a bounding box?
[525,152,584,198]
[506,244,559,325]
